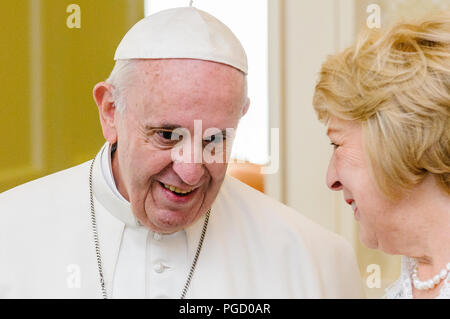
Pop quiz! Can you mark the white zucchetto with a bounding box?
[114,6,248,74]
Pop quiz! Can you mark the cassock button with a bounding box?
[153,232,162,241]
[153,262,165,274]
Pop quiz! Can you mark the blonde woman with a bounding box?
[313,13,450,299]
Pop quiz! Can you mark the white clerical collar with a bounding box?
[100,142,129,203]
[93,142,141,227]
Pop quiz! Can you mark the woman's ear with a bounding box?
[93,82,118,144]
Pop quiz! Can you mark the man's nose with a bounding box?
[172,161,205,186]
[326,156,343,191]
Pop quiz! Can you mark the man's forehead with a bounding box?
[124,59,245,128]
[136,58,244,78]
[131,60,244,105]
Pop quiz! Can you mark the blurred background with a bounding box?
[1,0,449,298]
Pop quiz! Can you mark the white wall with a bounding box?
[268,0,356,234]
[267,0,402,298]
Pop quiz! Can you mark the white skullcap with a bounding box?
[114,6,248,74]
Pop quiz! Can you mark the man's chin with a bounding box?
[143,209,196,234]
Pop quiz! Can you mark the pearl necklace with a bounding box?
[412,262,450,291]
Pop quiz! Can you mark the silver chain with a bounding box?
[180,207,210,299]
[88,156,210,299]
[89,156,107,299]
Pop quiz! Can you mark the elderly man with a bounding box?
[0,7,364,298]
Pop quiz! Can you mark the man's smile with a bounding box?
[160,181,196,196]
[157,181,202,204]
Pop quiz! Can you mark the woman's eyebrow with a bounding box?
[326,127,341,136]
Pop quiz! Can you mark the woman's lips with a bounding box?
[346,199,360,221]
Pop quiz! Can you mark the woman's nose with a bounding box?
[326,156,343,191]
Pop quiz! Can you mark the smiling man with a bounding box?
[0,6,364,298]
[96,58,246,235]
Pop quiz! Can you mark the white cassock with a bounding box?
[0,144,365,298]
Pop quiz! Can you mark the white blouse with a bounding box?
[384,256,450,299]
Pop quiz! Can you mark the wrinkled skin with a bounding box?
[94,59,249,234]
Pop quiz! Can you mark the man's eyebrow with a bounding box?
[143,124,229,138]
[144,123,182,131]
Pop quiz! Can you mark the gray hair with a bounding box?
[105,59,139,113]
[105,59,248,113]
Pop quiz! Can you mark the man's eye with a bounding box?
[204,134,225,144]
[158,130,173,140]
[157,130,181,140]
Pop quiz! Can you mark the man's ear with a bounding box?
[241,97,250,117]
[93,82,118,144]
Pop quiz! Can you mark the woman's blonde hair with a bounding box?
[313,12,450,198]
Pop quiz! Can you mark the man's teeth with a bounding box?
[163,183,194,194]
[351,201,357,212]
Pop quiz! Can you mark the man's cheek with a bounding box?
[206,164,227,179]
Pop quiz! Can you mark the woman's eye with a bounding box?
[330,142,340,150]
